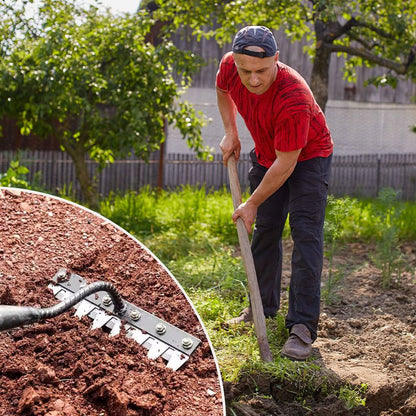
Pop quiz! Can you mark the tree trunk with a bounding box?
[310,19,334,113]
[310,41,332,113]
[63,141,100,211]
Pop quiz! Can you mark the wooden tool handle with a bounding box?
[227,155,273,362]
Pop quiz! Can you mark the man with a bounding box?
[216,26,333,360]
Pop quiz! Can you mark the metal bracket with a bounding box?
[48,269,201,371]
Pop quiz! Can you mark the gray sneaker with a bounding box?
[281,323,312,361]
[224,307,253,326]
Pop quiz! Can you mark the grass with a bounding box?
[98,185,415,411]
[3,155,413,410]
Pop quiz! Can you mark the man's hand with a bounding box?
[232,149,301,234]
[216,87,241,165]
[232,200,257,234]
[220,134,241,165]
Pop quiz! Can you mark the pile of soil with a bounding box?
[0,188,225,416]
[226,240,416,415]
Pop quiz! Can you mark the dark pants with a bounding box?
[248,149,332,341]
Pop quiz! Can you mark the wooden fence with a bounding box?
[1,151,415,201]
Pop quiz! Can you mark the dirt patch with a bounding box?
[226,240,416,415]
[0,188,225,416]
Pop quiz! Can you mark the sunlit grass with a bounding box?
[99,185,415,409]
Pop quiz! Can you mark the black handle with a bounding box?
[0,305,42,331]
[0,281,126,331]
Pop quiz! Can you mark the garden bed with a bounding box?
[226,240,416,415]
[0,188,224,416]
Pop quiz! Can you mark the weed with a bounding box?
[323,195,357,304]
[371,188,406,288]
[338,383,368,409]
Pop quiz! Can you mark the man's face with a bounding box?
[233,48,279,95]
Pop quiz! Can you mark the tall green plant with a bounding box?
[372,188,406,288]
[323,195,358,304]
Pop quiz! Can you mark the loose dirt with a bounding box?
[0,188,225,416]
[225,240,416,415]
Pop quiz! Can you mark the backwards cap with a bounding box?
[232,26,278,58]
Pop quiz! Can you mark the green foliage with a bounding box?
[96,186,416,411]
[338,383,368,410]
[150,0,416,110]
[0,0,210,205]
[371,188,407,288]
[0,158,31,188]
[101,185,238,244]
[100,186,248,294]
[0,0,208,156]
[323,195,358,304]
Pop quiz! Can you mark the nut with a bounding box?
[155,323,167,335]
[130,310,141,321]
[182,338,193,349]
[102,295,113,306]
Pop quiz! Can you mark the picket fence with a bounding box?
[1,151,415,201]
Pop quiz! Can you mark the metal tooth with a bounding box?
[91,310,111,330]
[164,349,189,371]
[125,325,150,345]
[108,318,121,337]
[48,283,61,296]
[49,286,70,301]
[74,300,96,318]
[147,339,170,360]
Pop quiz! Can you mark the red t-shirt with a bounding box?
[216,52,333,168]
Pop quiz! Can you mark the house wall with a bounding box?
[168,28,416,156]
[166,88,416,156]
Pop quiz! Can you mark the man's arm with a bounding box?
[232,149,301,233]
[216,86,241,163]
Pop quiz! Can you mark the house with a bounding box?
[166,29,416,157]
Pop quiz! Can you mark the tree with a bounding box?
[0,0,209,209]
[148,0,416,111]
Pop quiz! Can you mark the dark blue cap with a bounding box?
[232,26,278,58]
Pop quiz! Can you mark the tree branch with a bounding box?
[316,16,396,44]
[352,19,396,41]
[348,32,379,51]
[324,42,407,74]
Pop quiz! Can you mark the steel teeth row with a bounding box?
[48,282,192,371]
[73,300,188,371]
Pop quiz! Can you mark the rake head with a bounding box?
[0,269,201,371]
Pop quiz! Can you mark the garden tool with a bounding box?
[0,268,200,371]
[227,154,273,362]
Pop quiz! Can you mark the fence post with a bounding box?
[376,154,381,197]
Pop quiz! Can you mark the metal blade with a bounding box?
[91,310,111,330]
[74,300,96,318]
[163,349,189,371]
[109,319,121,337]
[146,338,170,360]
[49,269,201,371]
[125,325,151,345]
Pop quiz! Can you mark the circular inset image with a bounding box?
[0,188,225,415]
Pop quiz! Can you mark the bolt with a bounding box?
[102,295,112,306]
[130,309,141,321]
[55,269,68,282]
[182,338,193,349]
[155,323,166,335]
